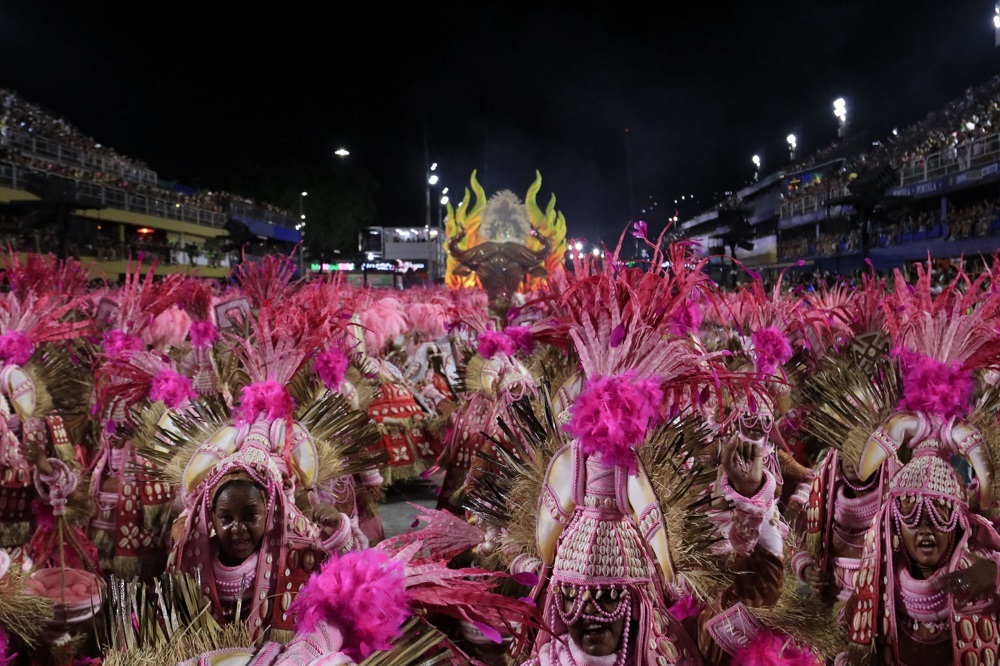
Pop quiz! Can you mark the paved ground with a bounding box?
[378,476,441,538]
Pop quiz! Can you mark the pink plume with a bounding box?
[188,320,219,348]
[563,373,663,472]
[103,329,144,358]
[0,331,34,366]
[235,379,294,423]
[477,330,515,359]
[752,327,793,375]
[290,549,409,661]
[314,347,350,391]
[406,302,447,340]
[359,298,408,353]
[897,349,974,419]
[667,595,702,621]
[149,367,196,409]
[734,631,821,666]
[669,300,703,336]
[503,326,535,353]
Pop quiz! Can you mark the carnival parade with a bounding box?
[8,4,1000,664]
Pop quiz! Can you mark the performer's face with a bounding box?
[898,498,954,571]
[212,481,267,565]
[562,586,627,657]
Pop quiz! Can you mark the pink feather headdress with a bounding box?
[289,549,410,661]
[96,258,189,339]
[231,251,299,310]
[563,373,664,472]
[885,260,1000,416]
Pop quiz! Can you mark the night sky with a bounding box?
[2,1,999,246]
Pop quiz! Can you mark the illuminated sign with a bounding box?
[309,260,427,273]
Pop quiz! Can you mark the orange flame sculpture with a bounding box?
[444,170,567,293]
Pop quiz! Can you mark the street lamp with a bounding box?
[833,98,848,138]
[752,154,761,182]
[334,148,350,158]
[787,134,797,161]
[298,192,308,275]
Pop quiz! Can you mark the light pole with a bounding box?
[833,98,848,138]
[752,154,761,182]
[787,134,797,162]
[427,163,440,283]
[297,191,307,275]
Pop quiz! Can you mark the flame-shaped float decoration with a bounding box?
[444,170,567,312]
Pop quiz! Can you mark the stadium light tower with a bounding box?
[995,3,1000,46]
[787,134,797,161]
[833,98,848,138]
[752,154,761,182]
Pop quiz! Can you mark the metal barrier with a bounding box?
[779,185,852,218]
[4,128,159,185]
[0,160,227,228]
[899,133,1000,185]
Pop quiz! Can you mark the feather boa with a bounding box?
[235,379,295,424]
[314,347,350,392]
[149,367,196,409]
[896,349,973,419]
[0,331,34,366]
[188,320,219,348]
[733,631,822,666]
[752,327,793,375]
[102,329,144,358]
[477,330,516,359]
[563,373,663,472]
[290,549,409,661]
[503,325,535,353]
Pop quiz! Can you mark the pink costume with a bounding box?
[171,418,360,637]
[848,451,1000,665]
[531,441,703,666]
[0,256,93,567]
[792,449,884,605]
[437,331,537,514]
[87,262,188,577]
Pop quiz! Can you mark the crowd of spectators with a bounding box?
[0,87,294,226]
[780,168,856,210]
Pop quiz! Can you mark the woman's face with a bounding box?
[898,498,954,572]
[212,482,266,566]
[561,586,627,657]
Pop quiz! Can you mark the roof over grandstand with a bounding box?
[2,1,998,245]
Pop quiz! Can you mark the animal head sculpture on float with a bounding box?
[445,170,566,317]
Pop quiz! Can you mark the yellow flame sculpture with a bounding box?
[444,170,567,290]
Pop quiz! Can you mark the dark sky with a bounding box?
[2,1,999,245]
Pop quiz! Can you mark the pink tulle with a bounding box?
[103,329,144,358]
[235,379,295,424]
[0,330,34,366]
[315,347,350,391]
[563,373,663,472]
[735,631,821,666]
[290,549,409,661]
[752,327,793,375]
[149,367,196,409]
[477,330,515,359]
[897,349,974,419]
[188,320,219,348]
[503,326,535,353]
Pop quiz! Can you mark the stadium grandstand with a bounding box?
[678,74,1000,287]
[0,87,300,280]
